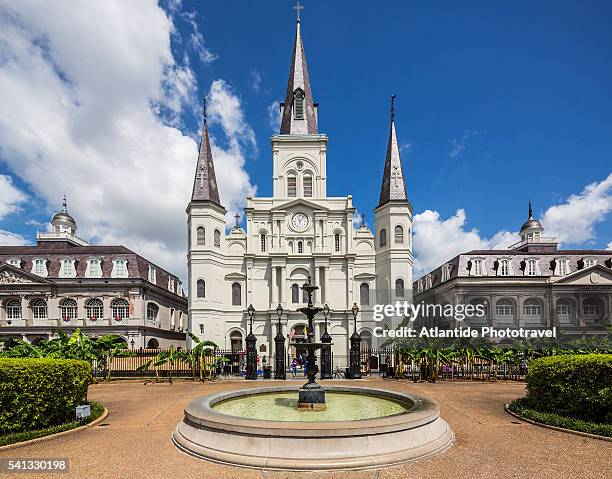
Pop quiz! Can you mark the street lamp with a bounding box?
[349,302,361,379]
[351,303,359,333]
[245,304,257,380]
[320,303,332,379]
[274,303,286,379]
[130,338,135,350]
[247,303,255,333]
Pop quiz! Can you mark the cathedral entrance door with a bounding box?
[289,324,307,361]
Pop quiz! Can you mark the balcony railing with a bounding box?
[509,236,557,250]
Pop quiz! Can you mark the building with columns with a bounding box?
[0,200,187,348]
[413,205,612,339]
[187,18,414,363]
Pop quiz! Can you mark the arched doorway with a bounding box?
[146,338,159,349]
[289,324,307,360]
[230,330,243,353]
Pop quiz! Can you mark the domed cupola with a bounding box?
[51,196,78,235]
[519,202,544,242]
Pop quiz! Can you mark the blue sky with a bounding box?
[0,0,610,279]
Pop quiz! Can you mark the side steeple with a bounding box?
[191,97,221,206]
[378,95,408,206]
[279,17,318,135]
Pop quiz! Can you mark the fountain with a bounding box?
[294,277,326,410]
[172,277,454,470]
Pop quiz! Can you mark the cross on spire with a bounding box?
[62,194,67,212]
[528,201,533,219]
[293,1,304,21]
[391,94,396,121]
[202,95,207,124]
[234,213,241,229]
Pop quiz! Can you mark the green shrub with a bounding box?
[524,354,612,423]
[0,358,91,434]
[509,398,612,437]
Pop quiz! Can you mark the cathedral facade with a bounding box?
[187,20,413,364]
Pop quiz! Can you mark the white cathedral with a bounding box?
[187,19,413,364]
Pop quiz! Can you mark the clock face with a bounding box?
[291,212,309,230]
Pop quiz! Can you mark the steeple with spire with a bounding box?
[279,13,318,135]
[191,97,222,206]
[378,95,408,206]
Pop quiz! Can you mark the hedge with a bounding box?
[0,358,91,434]
[524,354,612,423]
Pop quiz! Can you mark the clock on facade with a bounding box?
[291,212,309,230]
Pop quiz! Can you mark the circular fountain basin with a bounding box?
[173,385,453,471]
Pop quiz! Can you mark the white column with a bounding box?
[271,266,278,306]
[314,266,320,304]
[324,266,330,305]
[280,267,287,306]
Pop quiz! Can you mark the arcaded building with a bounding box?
[0,201,187,348]
[413,205,611,339]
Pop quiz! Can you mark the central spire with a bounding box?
[280,16,318,135]
[378,95,408,206]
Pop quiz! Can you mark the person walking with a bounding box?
[291,357,297,378]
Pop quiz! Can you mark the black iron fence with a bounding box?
[95,346,527,381]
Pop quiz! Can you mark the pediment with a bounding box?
[354,272,377,280]
[270,198,329,213]
[553,264,612,286]
[224,272,246,281]
[0,264,53,285]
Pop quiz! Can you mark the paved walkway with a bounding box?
[1,379,609,478]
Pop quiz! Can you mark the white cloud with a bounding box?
[607,241,612,250]
[0,230,29,246]
[0,1,254,281]
[0,175,27,219]
[450,129,485,158]
[249,70,262,92]
[541,173,612,245]
[413,209,517,277]
[267,100,281,133]
[181,10,217,64]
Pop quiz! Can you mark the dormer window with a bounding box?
[471,259,484,276]
[32,258,47,277]
[584,258,596,268]
[441,264,452,282]
[111,259,128,278]
[86,258,102,278]
[168,277,175,292]
[293,90,304,119]
[499,259,510,276]
[148,266,157,284]
[7,258,20,268]
[525,259,538,276]
[556,259,570,276]
[59,258,76,278]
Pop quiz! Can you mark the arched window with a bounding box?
[395,279,405,297]
[146,338,159,349]
[379,228,387,247]
[394,225,404,244]
[86,298,103,321]
[260,233,266,252]
[196,279,205,298]
[303,173,313,197]
[583,298,601,316]
[111,299,130,320]
[291,284,299,303]
[294,90,304,119]
[334,232,341,252]
[196,226,205,245]
[470,298,489,323]
[287,174,297,197]
[496,299,514,318]
[360,283,370,306]
[230,331,243,353]
[360,330,372,350]
[213,229,221,248]
[523,298,542,319]
[5,300,21,320]
[59,298,77,321]
[31,299,47,320]
[302,287,309,304]
[298,241,303,254]
[147,303,159,323]
[231,282,241,306]
[556,298,573,323]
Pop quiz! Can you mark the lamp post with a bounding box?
[320,303,332,379]
[274,303,286,379]
[245,303,257,380]
[349,302,361,379]
[130,338,135,350]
